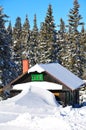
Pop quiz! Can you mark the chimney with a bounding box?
[22,59,29,74]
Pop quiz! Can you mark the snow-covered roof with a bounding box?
[28,63,85,90]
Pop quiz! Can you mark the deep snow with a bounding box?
[0,82,86,130]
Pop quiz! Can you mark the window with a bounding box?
[31,74,44,81]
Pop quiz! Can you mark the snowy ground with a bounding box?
[0,82,86,130]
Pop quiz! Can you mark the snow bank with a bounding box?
[12,82,62,106]
[0,82,86,130]
[5,82,59,107]
[30,85,58,106]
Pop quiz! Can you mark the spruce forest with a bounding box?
[0,0,86,86]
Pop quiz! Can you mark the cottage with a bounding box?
[10,62,85,106]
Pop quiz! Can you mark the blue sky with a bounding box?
[0,0,86,29]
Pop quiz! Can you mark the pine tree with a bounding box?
[21,15,30,59]
[7,21,12,35]
[38,22,48,63]
[0,7,18,86]
[39,4,56,63]
[29,14,39,66]
[7,21,13,59]
[71,33,83,77]
[59,18,66,33]
[68,0,83,32]
[23,15,30,31]
[66,0,84,77]
[80,30,86,78]
[56,18,67,65]
[12,17,22,74]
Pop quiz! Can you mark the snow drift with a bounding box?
[0,82,86,130]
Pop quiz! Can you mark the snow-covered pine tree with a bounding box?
[0,6,18,86]
[68,0,83,32]
[7,21,12,35]
[12,17,22,74]
[7,21,13,59]
[56,18,67,65]
[38,22,48,63]
[29,14,39,66]
[67,0,84,77]
[21,15,30,60]
[51,27,61,63]
[39,4,56,63]
[80,28,86,78]
[59,18,66,33]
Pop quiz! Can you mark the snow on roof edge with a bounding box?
[28,64,45,73]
